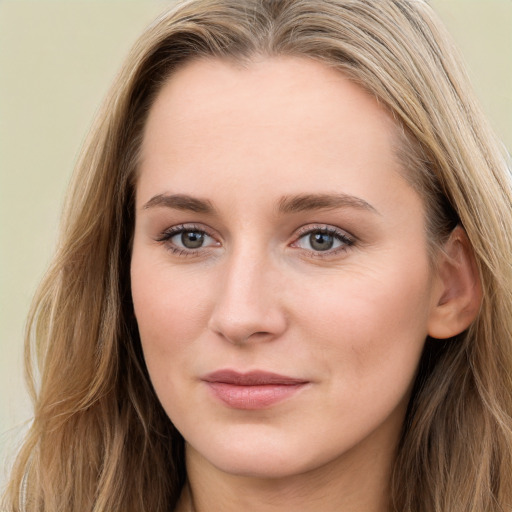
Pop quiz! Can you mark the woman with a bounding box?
[4,0,512,511]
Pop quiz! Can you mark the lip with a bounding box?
[202,370,309,410]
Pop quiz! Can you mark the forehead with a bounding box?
[137,56,412,215]
[141,56,398,155]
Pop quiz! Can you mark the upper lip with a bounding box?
[202,370,308,386]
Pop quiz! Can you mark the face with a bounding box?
[131,56,440,480]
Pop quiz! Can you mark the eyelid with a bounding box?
[155,222,355,258]
[155,223,216,241]
[294,223,353,237]
[290,223,356,255]
[155,223,220,255]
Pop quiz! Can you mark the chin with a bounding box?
[206,452,308,480]
[186,428,334,480]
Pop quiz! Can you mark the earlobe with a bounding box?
[428,226,482,340]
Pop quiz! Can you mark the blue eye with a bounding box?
[294,227,354,253]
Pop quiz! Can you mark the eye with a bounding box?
[292,226,354,254]
[156,225,219,254]
[176,230,208,249]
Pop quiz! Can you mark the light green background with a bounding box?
[1,0,511,489]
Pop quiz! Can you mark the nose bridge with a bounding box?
[208,240,285,344]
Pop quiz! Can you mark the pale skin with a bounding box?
[130,56,481,512]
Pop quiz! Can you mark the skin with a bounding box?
[131,56,452,512]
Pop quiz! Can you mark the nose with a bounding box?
[207,247,287,345]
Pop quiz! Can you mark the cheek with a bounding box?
[298,263,432,392]
[130,251,220,425]
[130,249,213,377]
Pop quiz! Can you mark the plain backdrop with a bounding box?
[1,0,511,490]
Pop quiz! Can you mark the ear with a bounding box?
[428,226,482,339]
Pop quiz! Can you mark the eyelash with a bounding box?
[156,224,219,257]
[292,224,355,257]
[155,223,355,258]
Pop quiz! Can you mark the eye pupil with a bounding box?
[310,232,334,251]
[181,231,204,249]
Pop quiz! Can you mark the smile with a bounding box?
[202,370,309,410]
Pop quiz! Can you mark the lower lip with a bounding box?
[205,382,307,410]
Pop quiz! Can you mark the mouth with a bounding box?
[202,370,309,410]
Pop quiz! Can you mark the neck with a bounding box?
[175,442,395,512]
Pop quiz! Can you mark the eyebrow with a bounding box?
[143,193,216,214]
[277,193,379,215]
[142,192,379,216]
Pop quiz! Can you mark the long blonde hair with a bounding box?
[4,1,512,511]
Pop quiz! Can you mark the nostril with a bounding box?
[208,313,286,345]
[215,328,274,346]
